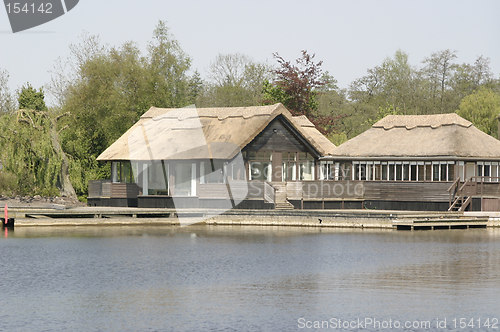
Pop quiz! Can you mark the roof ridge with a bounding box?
[373,113,472,130]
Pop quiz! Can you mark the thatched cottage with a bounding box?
[88,103,336,208]
[321,113,500,211]
[90,108,500,211]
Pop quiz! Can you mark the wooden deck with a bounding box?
[10,206,449,220]
[393,216,488,230]
[5,206,497,230]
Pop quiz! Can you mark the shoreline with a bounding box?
[5,206,499,229]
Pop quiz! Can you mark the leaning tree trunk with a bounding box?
[49,117,77,199]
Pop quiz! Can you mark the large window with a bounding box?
[388,163,395,181]
[200,160,226,184]
[432,164,440,181]
[339,162,352,180]
[347,161,455,181]
[298,152,315,180]
[477,162,500,182]
[283,152,297,181]
[417,163,425,181]
[374,162,381,180]
[112,161,135,183]
[319,161,348,180]
[425,163,432,181]
[492,163,498,181]
[410,163,417,181]
[147,161,169,195]
[403,163,410,181]
[248,151,272,181]
[381,163,388,181]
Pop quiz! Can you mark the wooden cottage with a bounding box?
[321,113,500,211]
[88,103,336,208]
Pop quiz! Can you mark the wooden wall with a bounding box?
[285,181,451,202]
[363,181,451,201]
[482,198,500,211]
[197,181,266,200]
[245,117,314,153]
[88,180,139,199]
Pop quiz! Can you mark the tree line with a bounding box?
[0,21,499,199]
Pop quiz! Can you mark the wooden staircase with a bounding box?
[449,195,472,211]
[271,182,294,210]
[447,178,472,212]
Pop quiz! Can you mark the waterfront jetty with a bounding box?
[392,216,489,230]
[4,206,498,230]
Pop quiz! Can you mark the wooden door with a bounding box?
[465,162,475,180]
[272,152,283,182]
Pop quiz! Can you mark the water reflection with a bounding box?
[1,225,500,331]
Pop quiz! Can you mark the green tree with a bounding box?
[0,69,15,113]
[451,56,494,101]
[188,70,204,103]
[146,20,192,107]
[456,87,500,138]
[0,108,77,197]
[349,50,421,115]
[420,49,458,113]
[197,53,270,107]
[17,83,48,111]
[58,21,194,198]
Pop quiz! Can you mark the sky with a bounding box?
[0,0,499,106]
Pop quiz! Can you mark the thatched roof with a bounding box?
[97,103,336,161]
[329,113,500,160]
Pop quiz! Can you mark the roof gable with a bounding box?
[245,115,319,156]
[331,113,500,159]
[97,104,335,161]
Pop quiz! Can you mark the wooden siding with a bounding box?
[88,180,106,198]
[245,117,312,153]
[102,182,112,197]
[286,182,303,200]
[197,181,266,200]
[286,181,451,202]
[91,178,500,204]
[88,180,139,199]
[110,183,140,198]
[460,181,500,197]
[363,181,451,201]
[482,198,500,211]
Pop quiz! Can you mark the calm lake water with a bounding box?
[1,225,500,331]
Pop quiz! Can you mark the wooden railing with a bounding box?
[88,180,110,198]
[287,181,451,201]
[263,182,276,204]
[448,176,500,211]
[88,180,140,199]
[467,176,500,196]
[447,177,461,207]
[198,180,275,203]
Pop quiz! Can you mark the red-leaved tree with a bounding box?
[263,50,342,134]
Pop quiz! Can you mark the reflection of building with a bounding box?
[322,114,500,211]
[88,104,335,208]
[89,109,500,211]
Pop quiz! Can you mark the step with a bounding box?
[275,201,294,210]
